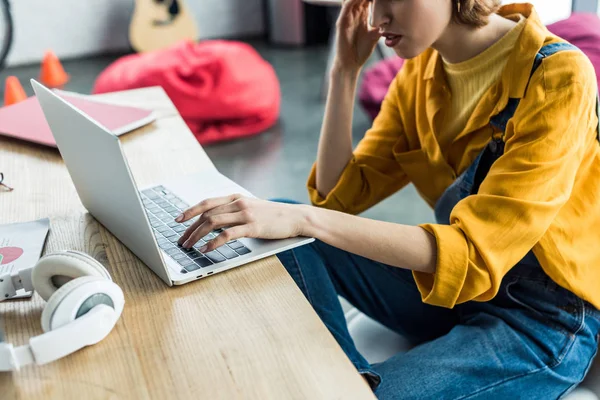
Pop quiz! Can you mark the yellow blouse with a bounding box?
[306,4,600,309]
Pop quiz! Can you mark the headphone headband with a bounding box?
[0,304,119,371]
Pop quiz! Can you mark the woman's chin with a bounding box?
[392,42,425,60]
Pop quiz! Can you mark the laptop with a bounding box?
[31,80,314,286]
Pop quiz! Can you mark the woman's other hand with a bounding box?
[334,0,381,72]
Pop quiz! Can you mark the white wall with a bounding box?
[6,0,265,66]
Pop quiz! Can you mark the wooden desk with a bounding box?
[0,87,375,399]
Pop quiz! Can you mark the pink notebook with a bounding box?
[0,92,156,147]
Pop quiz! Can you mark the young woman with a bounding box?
[175,1,600,397]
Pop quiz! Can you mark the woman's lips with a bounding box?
[383,34,403,47]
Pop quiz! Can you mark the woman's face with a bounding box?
[369,0,453,59]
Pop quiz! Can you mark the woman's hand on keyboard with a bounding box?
[176,194,310,252]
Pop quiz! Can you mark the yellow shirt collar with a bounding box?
[424,3,548,102]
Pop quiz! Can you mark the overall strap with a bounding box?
[471,42,596,195]
[489,42,581,133]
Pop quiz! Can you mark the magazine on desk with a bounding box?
[0,218,50,299]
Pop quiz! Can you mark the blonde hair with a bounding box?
[454,0,502,27]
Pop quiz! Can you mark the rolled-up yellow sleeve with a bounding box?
[307,73,411,215]
[413,55,597,308]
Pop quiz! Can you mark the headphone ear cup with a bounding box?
[41,277,94,333]
[41,276,124,333]
[32,251,112,302]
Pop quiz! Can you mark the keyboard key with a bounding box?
[194,257,213,268]
[235,246,251,255]
[163,230,178,239]
[150,220,162,228]
[165,194,177,200]
[159,242,172,250]
[152,186,166,193]
[148,206,161,213]
[174,226,187,233]
[217,246,239,259]
[168,236,181,244]
[180,269,188,274]
[155,212,169,219]
[168,211,180,217]
[227,241,244,250]
[172,253,187,261]
[165,247,180,256]
[160,216,175,223]
[193,240,206,249]
[202,233,215,241]
[205,251,226,263]
[177,258,194,267]
[157,226,171,234]
[187,250,204,260]
[184,263,201,272]
[174,202,188,209]
[142,189,158,198]
[183,220,194,227]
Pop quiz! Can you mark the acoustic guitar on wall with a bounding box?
[129,0,199,53]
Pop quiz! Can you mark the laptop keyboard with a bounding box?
[140,185,252,274]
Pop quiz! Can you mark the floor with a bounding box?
[0,40,435,228]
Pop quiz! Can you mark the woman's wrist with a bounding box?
[295,204,320,238]
[330,61,361,81]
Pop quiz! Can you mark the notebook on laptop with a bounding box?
[0,92,156,147]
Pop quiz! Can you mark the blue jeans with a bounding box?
[272,200,600,399]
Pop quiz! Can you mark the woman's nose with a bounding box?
[369,1,390,30]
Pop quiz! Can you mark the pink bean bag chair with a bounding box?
[93,40,281,145]
[359,13,600,120]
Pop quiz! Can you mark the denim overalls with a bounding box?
[434,42,594,268]
[275,42,600,398]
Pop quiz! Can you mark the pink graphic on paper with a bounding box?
[0,247,24,264]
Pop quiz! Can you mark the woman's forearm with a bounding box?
[315,67,360,197]
[298,205,437,274]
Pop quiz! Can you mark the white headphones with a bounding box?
[0,250,124,371]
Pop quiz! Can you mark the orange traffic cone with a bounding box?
[39,50,69,88]
[3,76,27,106]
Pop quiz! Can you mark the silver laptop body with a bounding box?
[32,80,314,286]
